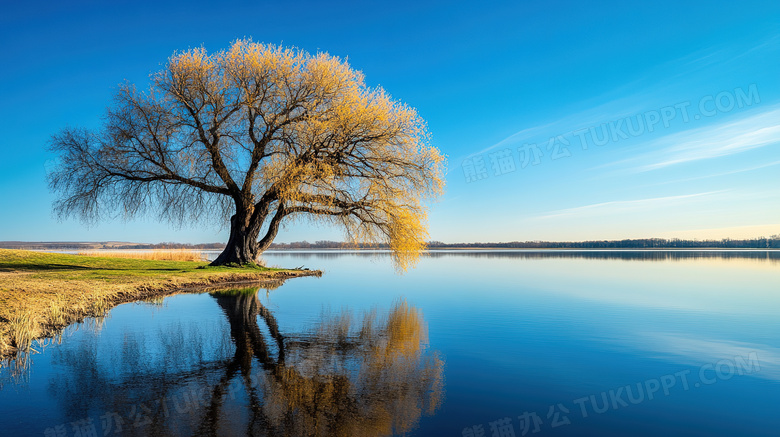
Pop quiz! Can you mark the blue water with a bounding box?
[1,250,779,436]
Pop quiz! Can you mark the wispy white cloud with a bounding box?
[470,38,780,164]
[630,106,780,172]
[530,191,726,220]
[468,122,557,158]
[639,159,780,188]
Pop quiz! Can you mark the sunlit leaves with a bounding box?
[48,39,445,271]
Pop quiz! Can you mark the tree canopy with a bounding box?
[48,40,445,269]
[48,290,444,436]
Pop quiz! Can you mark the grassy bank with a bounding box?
[0,249,319,361]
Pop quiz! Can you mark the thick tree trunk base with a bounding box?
[211,244,260,266]
[211,214,261,266]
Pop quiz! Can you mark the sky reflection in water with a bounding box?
[1,250,779,436]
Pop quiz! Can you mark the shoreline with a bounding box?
[261,247,780,252]
[0,249,321,363]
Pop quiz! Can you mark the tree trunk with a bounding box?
[212,290,277,367]
[211,213,262,266]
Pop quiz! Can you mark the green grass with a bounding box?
[0,249,318,362]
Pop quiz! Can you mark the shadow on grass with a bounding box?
[0,263,99,273]
[0,262,195,273]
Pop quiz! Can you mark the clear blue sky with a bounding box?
[1,0,778,244]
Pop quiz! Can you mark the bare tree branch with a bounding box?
[47,40,445,270]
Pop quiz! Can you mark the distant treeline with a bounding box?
[426,237,780,249]
[268,249,780,264]
[3,237,779,251]
[269,237,780,249]
[0,241,108,250]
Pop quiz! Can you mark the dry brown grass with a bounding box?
[78,249,207,262]
[0,249,319,365]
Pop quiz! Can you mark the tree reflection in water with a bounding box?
[48,287,444,436]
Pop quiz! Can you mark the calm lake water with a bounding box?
[2,250,780,436]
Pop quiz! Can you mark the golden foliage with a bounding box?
[50,39,445,269]
[41,292,441,436]
[261,299,443,436]
[217,40,447,271]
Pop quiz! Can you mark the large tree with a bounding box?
[48,288,443,436]
[48,40,445,268]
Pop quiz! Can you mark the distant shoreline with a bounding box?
[264,247,780,251]
[10,247,780,253]
[2,237,778,252]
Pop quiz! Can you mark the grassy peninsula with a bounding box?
[0,249,319,361]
